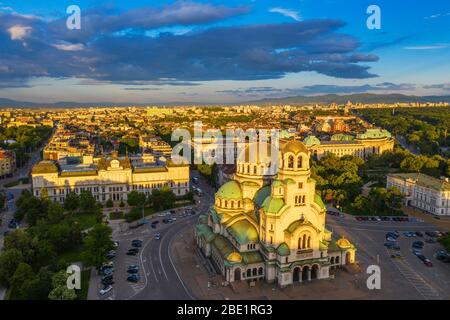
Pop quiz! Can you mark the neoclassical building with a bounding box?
[304,128,394,160]
[31,152,189,204]
[195,140,356,287]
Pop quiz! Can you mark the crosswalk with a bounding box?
[388,249,442,300]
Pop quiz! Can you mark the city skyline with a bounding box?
[0,0,450,103]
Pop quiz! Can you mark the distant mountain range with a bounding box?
[248,93,450,105]
[0,93,450,108]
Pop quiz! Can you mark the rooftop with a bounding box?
[389,172,450,191]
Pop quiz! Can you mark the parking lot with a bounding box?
[327,214,450,299]
[88,205,200,300]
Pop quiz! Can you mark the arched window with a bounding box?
[224,200,228,207]
[231,201,234,208]
[298,237,302,249]
[288,155,294,168]
[307,236,311,248]
[302,234,307,249]
[237,201,241,208]
[297,156,302,168]
[253,166,257,174]
[258,267,263,275]
[253,268,257,276]
[246,269,252,277]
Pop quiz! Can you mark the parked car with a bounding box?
[101,275,113,282]
[127,274,140,283]
[386,236,397,242]
[154,233,161,240]
[435,250,450,262]
[412,241,424,249]
[101,278,114,286]
[384,242,400,250]
[113,241,119,248]
[412,249,422,256]
[390,253,402,259]
[131,240,142,247]
[99,285,113,295]
[415,231,424,237]
[425,238,436,243]
[126,248,139,256]
[416,254,426,262]
[127,265,139,272]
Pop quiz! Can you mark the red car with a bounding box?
[423,259,433,267]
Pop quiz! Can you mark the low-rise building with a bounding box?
[387,173,450,216]
[31,152,189,204]
[0,149,16,178]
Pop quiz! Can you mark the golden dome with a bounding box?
[281,140,309,155]
[226,252,242,263]
[336,236,353,249]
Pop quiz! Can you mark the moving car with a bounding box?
[435,250,450,263]
[154,233,161,240]
[99,285,113,295]
[423,259,433,267]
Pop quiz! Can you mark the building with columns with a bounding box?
[304,128,394,160]
[31,152,189,204]
[195,140,356,287]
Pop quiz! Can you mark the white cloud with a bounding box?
[403,45,447,50]
[8,25,32,40]
[52,43,85,51]
[269,7,301,21]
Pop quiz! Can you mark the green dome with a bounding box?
[277,242,290,256]
[216,180,242,200]
[228,220,259,245]
[261,196,285,214]
[303,135,321,147]
[253,186,271,208]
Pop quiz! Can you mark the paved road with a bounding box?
[327,214,450,300]
[91,169,216,300]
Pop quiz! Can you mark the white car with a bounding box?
[99,285,113,295]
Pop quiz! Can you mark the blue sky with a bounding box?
[0,0,449,103]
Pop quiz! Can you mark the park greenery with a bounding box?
[358,107,450,156]
[124,187,191,222]
[0,190,112,300]
[0,125,53,167]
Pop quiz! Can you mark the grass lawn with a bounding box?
[57,246,84,266]
[74,214,99,230]
[77,269,91,300]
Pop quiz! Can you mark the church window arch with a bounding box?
[297,155,302,168]
[288,155,294,168]
[302,234,307,249]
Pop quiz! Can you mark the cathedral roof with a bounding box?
[216,180,242,200]
[303,135,321,147]
[226,252,242,264]
[314,194,326,210]
[196,223,216,243]
[276,243,290,256]
[228,220,258,244]
[253,185,271,208]
[261,196,285,215]
[281,140,309,155]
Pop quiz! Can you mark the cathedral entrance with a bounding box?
[311,265,319,280]
[293,267,301,282]
[234,268,241,281]
[302,266,310,281]
[345,252,351,265]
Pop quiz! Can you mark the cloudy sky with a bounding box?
[0,0,449,103]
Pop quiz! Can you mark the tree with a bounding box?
[64,192,79,212]
[82,224,114,268]
[48,270,77,300]
[0,249,24,287]
[150,186,176,211]
[79,190,97,214]
[127,191,146,207]
[105,199,114,208]
[10,263,36,300]
[47,201,65,224]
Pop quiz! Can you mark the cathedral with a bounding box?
[195,139,356,287]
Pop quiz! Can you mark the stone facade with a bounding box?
[195,140,356,287]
